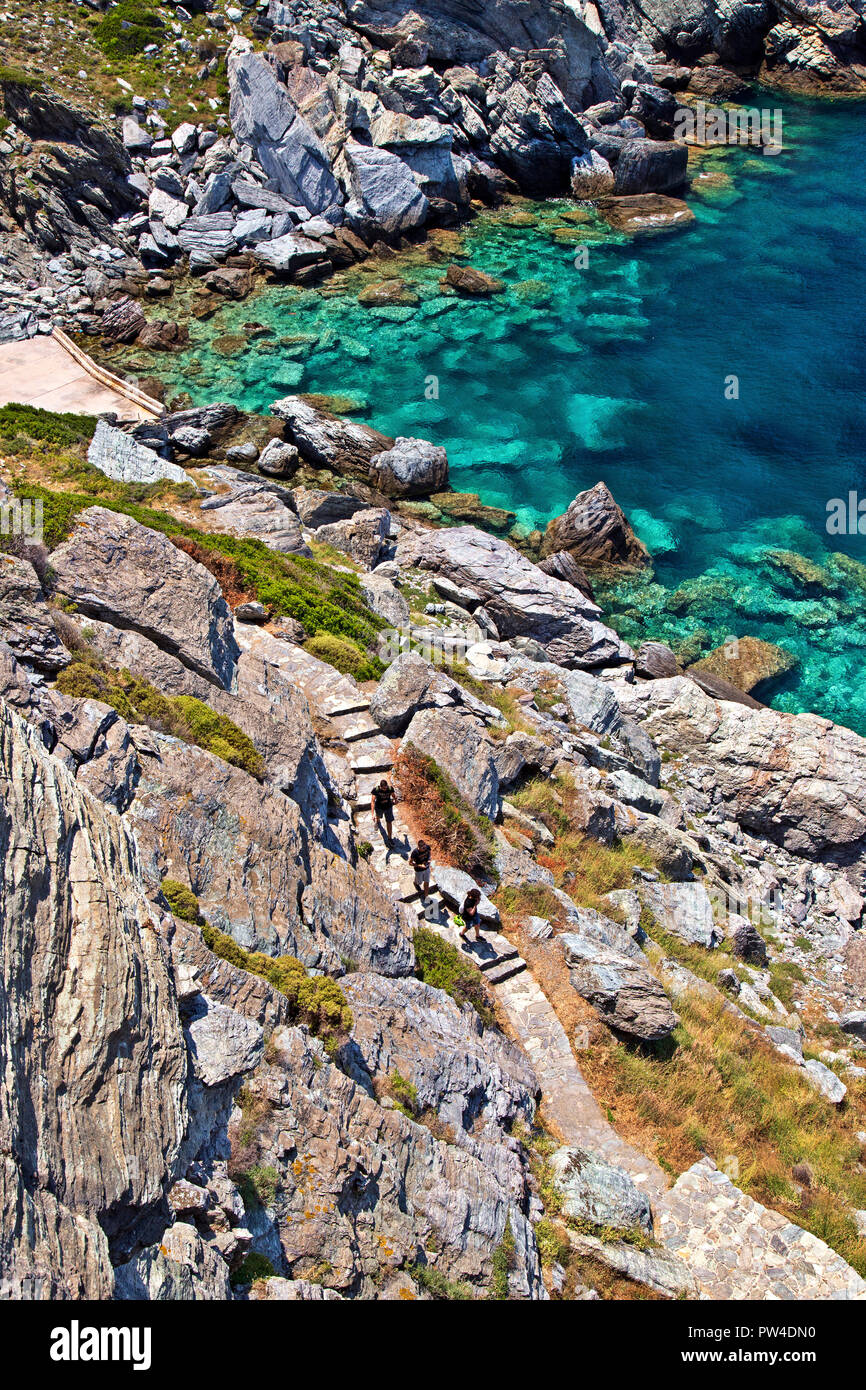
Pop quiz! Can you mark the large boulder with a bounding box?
[370,651,454,736]
[395,524,632,667]
[634,880,721,949]
[690,635,796,694]
[562,932,678,1041]
[337,139,429,235]
[614,675,866,861]
[49,507,239,690]
[228,41,341,216]
[0,553,69,674]
[314,507,390,568]
[272,395,393,480]
[613,139,688,194]
[370,437,449,497]
[199,482,310,555]
[0,699,189,1294]
[87,420,188,486]
[541,482,650,571]
[597,194,695,236]
[401,705,500,817]
[341,972,536,1134]
[550,1146,653,1234]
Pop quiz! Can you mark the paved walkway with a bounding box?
[254,634,866,1298]
[0,333,159,420]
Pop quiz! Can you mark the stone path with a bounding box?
[0,331,160,421]
[276,639,866,1298]
[495,968,669,1199]
[656,1158,866,1299]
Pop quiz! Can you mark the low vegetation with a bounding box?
[0,403,96,449]
[304,631,384,682]
[93,0,163,60]
[413,926,495,1028]
[198,919,353,1042]
[54,652,265,778]
[394,745,496,878]
[578,987,866,1275]
[230,1252,276,1289]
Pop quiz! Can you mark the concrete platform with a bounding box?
[0,334,158,421]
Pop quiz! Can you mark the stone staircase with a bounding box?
[271,643,866,1299]
[267,642,528,989]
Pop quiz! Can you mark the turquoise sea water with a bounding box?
[147,95,866,731]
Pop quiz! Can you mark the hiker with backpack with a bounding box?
[409,840,432,899]
[458,887,482,948]
[370,778,396,846]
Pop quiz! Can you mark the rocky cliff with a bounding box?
[1,391,866,1301]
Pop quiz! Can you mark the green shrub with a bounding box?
[488,1217,516,1300]
[389,1069,419,1117]
[230,1252,276,1288]
[304,631,383,681]
[413,926,495,1028]
[0,66,43,91]
[172,696,265,778]
[54,657,264,778]
[0,403,96,449]
[94,0,163,59]
[199,922,353,1039]
[410,1263,474,1300]
[160,879,201,923]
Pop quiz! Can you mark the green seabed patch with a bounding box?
[110,99,866,731]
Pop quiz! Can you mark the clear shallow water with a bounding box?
[145,95,866,731]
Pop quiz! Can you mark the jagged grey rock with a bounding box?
[50,507,239,690]
[228,41,341,216]
[396,524,632,668]
[87,419,189,486]
[369,436,449,497]
[562,932,678,1041]
[0,553,69,674]
[550,1145,653,1233]
[401,704,500,817]
[341,972,536,1134]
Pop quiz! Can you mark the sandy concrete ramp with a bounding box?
[0,332,160,421]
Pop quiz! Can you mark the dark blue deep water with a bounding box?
[150,95,866,730]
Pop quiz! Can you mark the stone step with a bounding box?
[322,697,371,718]
[328,713,382,743]
[479,946,520,971]
[350,747,394,774]
[484,958,528,986]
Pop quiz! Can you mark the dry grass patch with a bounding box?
[393,746,495,878]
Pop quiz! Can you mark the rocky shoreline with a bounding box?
[2,0,865,347]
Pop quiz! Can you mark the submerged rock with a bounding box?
[691,635,797,694]
[442,263,505,296]
[597,194,695,235]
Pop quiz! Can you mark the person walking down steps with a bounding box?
[458,888,482,950]
[371,778,396,847]
[409,840,432,899]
